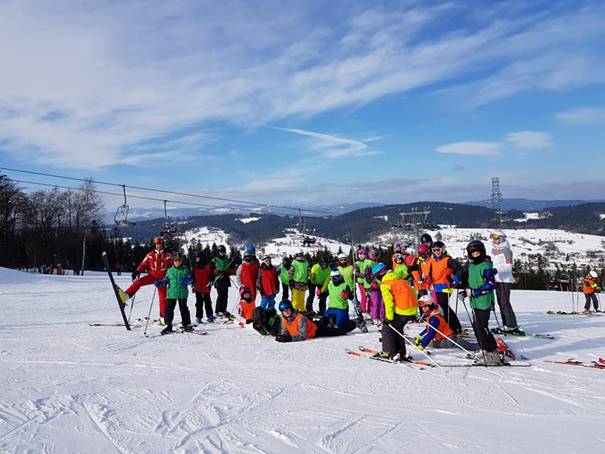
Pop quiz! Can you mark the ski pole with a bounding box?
[418,322,475,356]
[460,295,489,366]
[387,323,444,370]
[127,293,137,325]
[491,303,502,330]
[143,287,158,336]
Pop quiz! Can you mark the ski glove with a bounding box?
[472,283,493,297]
[414,336,421,346]
[316,288,321,297]
[275,334,292,343]
[482,268,497,280]
[154,278,169,287]
[417,344,425,351]
[131,271,140,281]
[383,318,392,326]
[178,277,192,286]
[452,275,460,287]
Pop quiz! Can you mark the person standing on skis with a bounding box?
[212,245,235,317]
[120,237,172,325]
[307,255,331,315]
[288,249,309,312]
[237,245,260,306]
[421,241,463,334]
[257,255,280,310]
[192,251,214,324]
[157,253,193,335]
[278,256,292,301]
[582,270,600,313]
[490,231,523,334]
[354,247,375,314]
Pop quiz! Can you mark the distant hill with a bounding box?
[467,198,604,211]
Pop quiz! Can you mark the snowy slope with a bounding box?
[258,229,350,261]
[179,226,231,250]
[1,267,605,453]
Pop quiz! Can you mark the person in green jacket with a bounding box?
[157,253,193,335]
[288,249,309,312]
[278,256,292,301]
[212,245,235,316]
[306,255,331,315]
[462,240,502,365]
[324,270,353,328]
[337,252,354,290]
[354,247,376,314]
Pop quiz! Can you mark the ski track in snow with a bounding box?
[1,268,605,452]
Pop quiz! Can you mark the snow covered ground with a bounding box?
[1,267,605,453]
[258,229,350,260]
[179,226,231,251]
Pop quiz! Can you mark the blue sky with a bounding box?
[1,0,605,210]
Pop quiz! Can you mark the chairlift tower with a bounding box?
[393,206,431,247]
[491,177,503,225]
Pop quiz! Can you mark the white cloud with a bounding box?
[275,127,380,158]
[436,141,501,156]
[556,107,605,124]
[0,1,603,169]
[505,131,552,149]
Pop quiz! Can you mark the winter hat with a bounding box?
[279,300,293,313]
[589,270,598,279]
[368,249,379,260]
[393,242,403,251]
[357,246,368,255]
[420,233,433,245]
[466,240,486,264]
[244,245,256,256]
[417,243,430,256]
[490,231,506,241]
[217,245,227,253]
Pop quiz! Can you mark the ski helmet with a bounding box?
[294,249,304,257]
[393,242,403,252]
[261,255,272,262]
[357,246,368,256]
[489,231,506,241]
[589,270,598,279]
[319,256,330,266]
[337,252,349,261]
[244,245,256,256]
[330,269,344,285]
[368,248,379,260]
[417,243,430,256]
[432,241,446,253]
[420,233,433,245]
[239,286,252,299]
[279,300,293,313]
[153,236,164,245]
[217,245,227,254]
[404,247,416,256]
[372,262,388,277]
[393,252,404,262]
[466,240,486,263]
[418,294,436,308]
[172,252,184,262]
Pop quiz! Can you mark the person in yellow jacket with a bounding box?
[374,263,418,361]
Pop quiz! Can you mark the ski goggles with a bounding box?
[432,247,443,253]
[489,233,501,240]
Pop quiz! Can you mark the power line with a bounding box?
[0,166,335,216]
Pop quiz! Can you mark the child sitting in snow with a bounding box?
[238,286,255,324]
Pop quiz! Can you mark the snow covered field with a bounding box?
[1,267,605,453]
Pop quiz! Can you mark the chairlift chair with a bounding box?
[114,185,135,227]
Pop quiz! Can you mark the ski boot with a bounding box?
[117,287,130,304]
[206,315,215,323]
[160,326,173,335]
[196,317,203,325]
[182,325,194,333]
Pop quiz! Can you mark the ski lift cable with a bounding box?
[0,166,335,216]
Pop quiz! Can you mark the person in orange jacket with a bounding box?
[238,286,256,323]
[583,270,601,313]
[275,300,355,342]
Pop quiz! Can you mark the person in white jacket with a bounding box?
[490,231,524,335]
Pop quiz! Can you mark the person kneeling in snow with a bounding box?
[252,307,281,336]
[415,294,478,351]
[275,300,355,342]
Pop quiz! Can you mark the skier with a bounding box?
[354,247,375,314]
[212,245,235,317]
[238,286,255,323]
[120,237,172,324]
[582,270,600,313]
[156,253,193,335]
[275,300,355,342]
[391,252,408,279]
[324,270,353,328]
[461,240,503,365]
[337,252,354,290]
[420,233,433,250]
[236,245,260,302]
[490,231,523,334]
[192,251,214,324]
[252,306,281,336]
[306,255,331,315]
[375,262,418,361]
[257,255,280,310]
[278,256,292,301]
[415,294,478,351]
[421,240,463,334]
[392,242,403,269]
[288,249,309,312]
[367,267,385,326]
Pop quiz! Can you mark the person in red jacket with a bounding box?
[120,237,173,323]
[192,251,215,324]
[236,245,260,302]
[257,255,279,309]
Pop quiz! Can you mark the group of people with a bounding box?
[114,231,600,365]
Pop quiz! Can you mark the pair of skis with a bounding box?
[546,310,603,316]
[490,327,555,340]
[545,358,605,370]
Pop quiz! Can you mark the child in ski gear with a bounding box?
[583,270,600,313]
[238,286,255,323]
[123,237,173,323]
[257,255,280,310]
[490,231,523,334]
[354,247,375,314]
[212,245,235,316]
[392,252,408,280]
[288,250,309,312]
[275,300,355,342]
[421,241,463,334]
[237,245,259,302]
[306,256,331,315]
[324,270,352,328]
[377,263,418,360]
[367,266,387,324]
[462,240,502,365]
[192,251,214,323]
[337,252,355,289]
[420,233,433,250]
[415,294,478,351]
[278,256,292,301]
[158,253,192,334]
[252,307,281,336]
